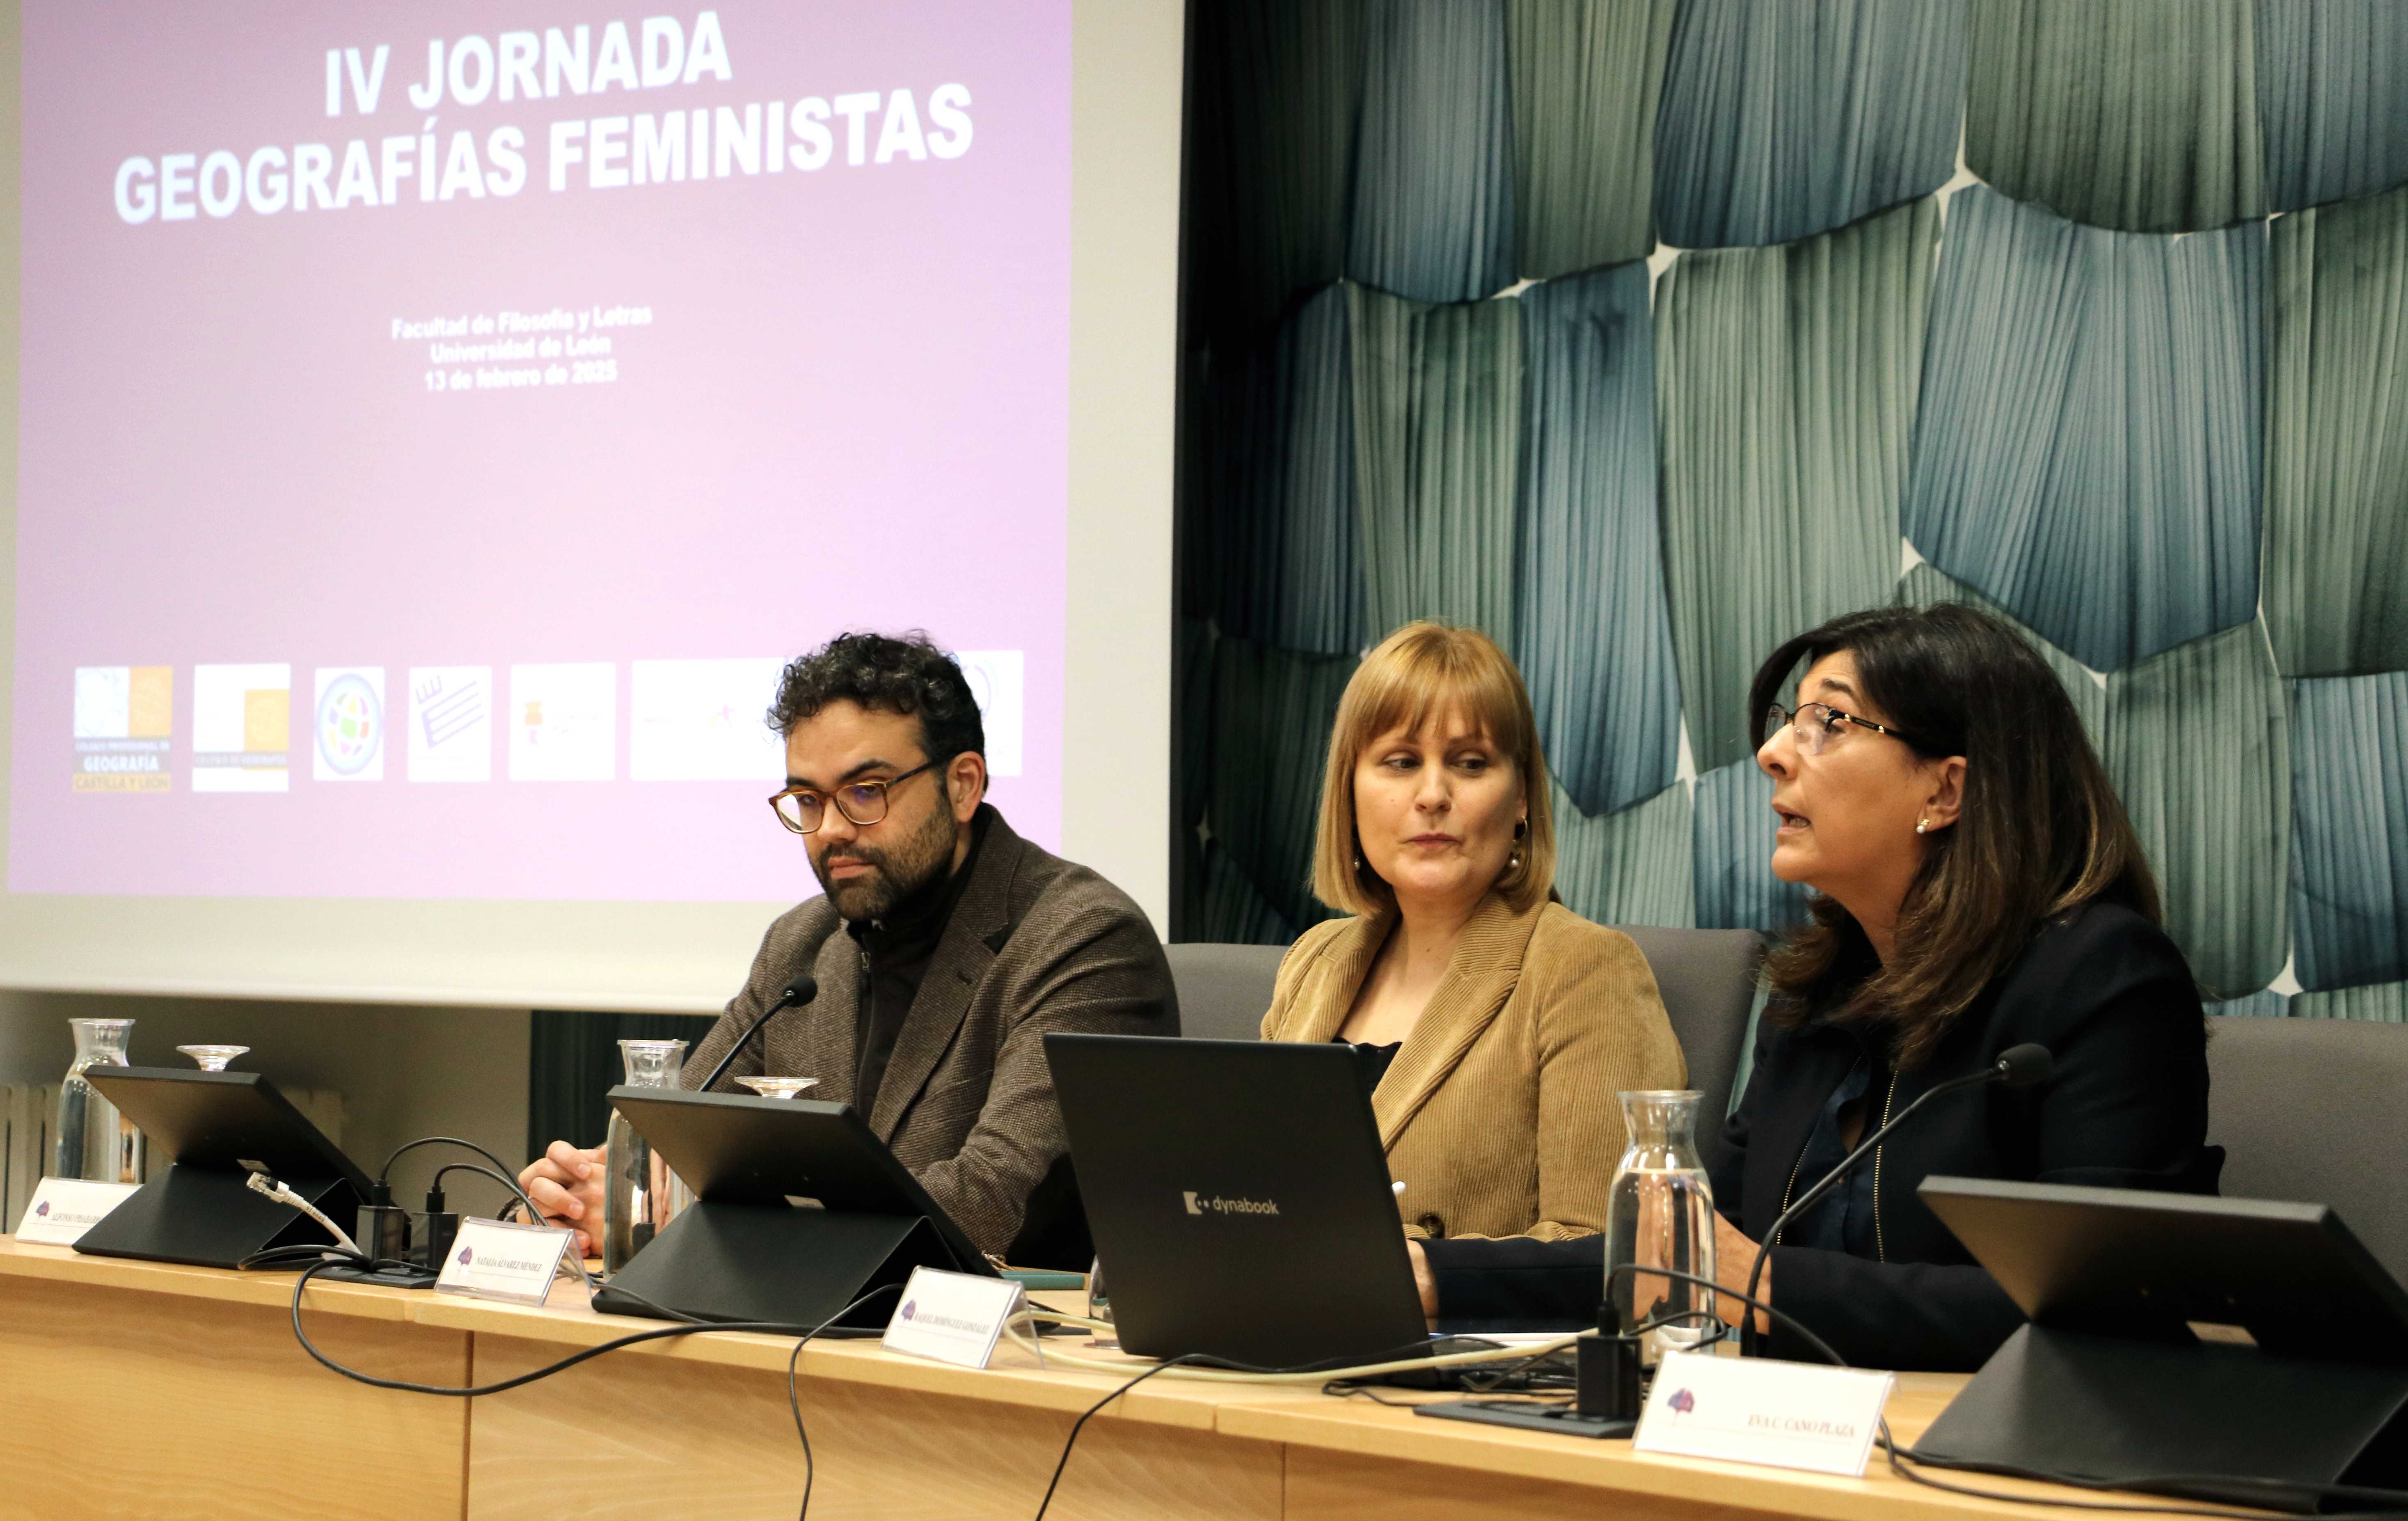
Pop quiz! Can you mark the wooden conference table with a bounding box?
[0,1237,2197,1520]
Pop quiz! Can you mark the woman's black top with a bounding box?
[1335,1037,1404,1098]
[1418,901,2223,1370]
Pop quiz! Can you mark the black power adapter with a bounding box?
[318,1179,442,1288]
[1575,1305,1643,1430]
[415,1180,464,1274]
[356,1190,412,1264]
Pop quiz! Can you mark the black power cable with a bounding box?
[788,1283,905,1520]
[282,1252,897,1519]
[1030,1330,1531,1521]
[379,1136,520,1189]
[428,1162,538,1216]
[1030,1353,1208,1520]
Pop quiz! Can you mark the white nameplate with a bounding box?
[1633,1348,1895,1477]
[14,1177,140,1245]
[434,1217,575,1306]
[881,1266,1030,1370]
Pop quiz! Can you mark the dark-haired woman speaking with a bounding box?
[1410,603,2223,1371]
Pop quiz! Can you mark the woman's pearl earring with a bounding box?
[1915,817,1928,835]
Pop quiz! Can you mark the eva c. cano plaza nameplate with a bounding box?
[1632,1349,1895,1477]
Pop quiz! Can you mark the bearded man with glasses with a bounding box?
[520,631,1176,1267]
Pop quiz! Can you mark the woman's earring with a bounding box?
[1915,817,1928,835]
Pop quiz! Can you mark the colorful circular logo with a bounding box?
[315,674,382,776]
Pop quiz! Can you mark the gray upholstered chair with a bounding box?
[2208,1016,2408,1283]
[1164,929,1768,1169]
[1612,926,1767,1171]
[1163,942,1289,1041]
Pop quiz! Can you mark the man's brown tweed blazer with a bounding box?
[682,805,1177,1259]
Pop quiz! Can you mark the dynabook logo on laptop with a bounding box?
[1182,1190,1279,1217]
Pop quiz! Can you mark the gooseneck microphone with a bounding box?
[1738,1042,2053,1353]
[695,974,819,1095]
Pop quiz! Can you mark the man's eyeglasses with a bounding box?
[1763,703,1926,757]
[768,759,939,835]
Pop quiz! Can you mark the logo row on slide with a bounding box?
[69,655,1025,793]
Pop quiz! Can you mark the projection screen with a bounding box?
[0,0,1181,1009]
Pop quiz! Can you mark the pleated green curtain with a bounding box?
[2263,183,2408,679]
[1658,199,1932,774]
[1176,0,2408,1029]
[1655,0,1966,249]
[2255,0,2408,213]
[2103,622,2291,1000]
[1552,780,1694,929]
[1904,185,2265,672]
[2287,675,2408,992]
[1504,0,1676,275]
[1515,266,1680,817]
[1966,0,2264,233]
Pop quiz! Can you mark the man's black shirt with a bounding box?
[845,810,990,1118]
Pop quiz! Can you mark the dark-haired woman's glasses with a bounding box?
[1763,703,1923,757]
[768,758,938,834]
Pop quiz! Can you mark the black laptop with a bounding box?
[1045,1033,1464,1373]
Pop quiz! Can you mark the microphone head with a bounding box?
[1994,1043,2054,1089]
[781,974,819,1008]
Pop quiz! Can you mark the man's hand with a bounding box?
[518,1140,607,1258]
[1406,1237,1439,1322]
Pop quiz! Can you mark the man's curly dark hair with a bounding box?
[766,630,986,764]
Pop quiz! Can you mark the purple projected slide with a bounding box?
[12,3,1069,901]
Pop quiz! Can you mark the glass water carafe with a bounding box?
[54,1018,147,1183]
[602,1039,694,1274]
[1603,1089,1717,1363]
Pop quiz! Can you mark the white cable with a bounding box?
[1004,1313,1585,1384]
[244,1171,364,1257]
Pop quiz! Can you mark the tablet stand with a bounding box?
[74,1164,360,1270]
[590,1200,963,1329]
[1914,1323,2408,1509]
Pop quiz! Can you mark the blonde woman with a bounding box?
[1260,621,1685,1243]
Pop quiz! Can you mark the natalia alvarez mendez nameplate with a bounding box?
[1632,1349,1895,1477]
[434,1216,575,1306]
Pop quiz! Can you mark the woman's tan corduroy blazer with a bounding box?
[1259,891,1685,1242]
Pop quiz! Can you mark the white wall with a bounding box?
[0,993,532,1202]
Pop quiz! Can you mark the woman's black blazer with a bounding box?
[1420,901,2224,1371]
